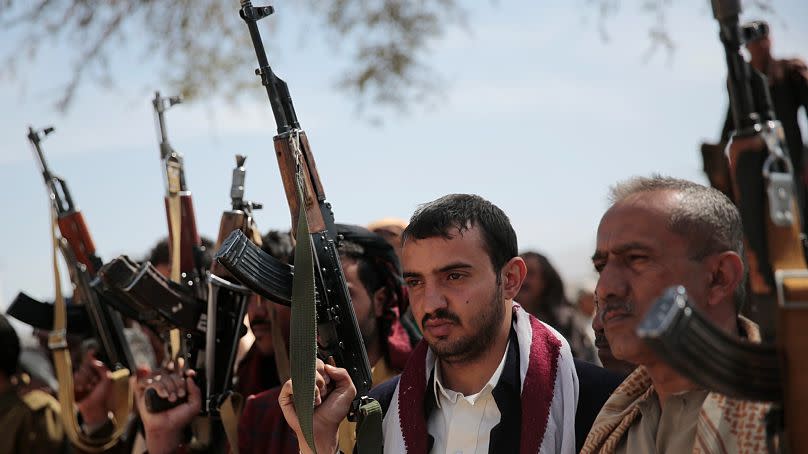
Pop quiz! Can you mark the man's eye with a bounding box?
[629,255,649,263]
[447,272,464,281]
[405,279,422,288]
[593,262,605,273]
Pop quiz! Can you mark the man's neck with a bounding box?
[645,360,700,409]
[366,336,382,369]
[437,311,512,396]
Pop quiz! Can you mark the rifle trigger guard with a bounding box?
[763,153,796,227]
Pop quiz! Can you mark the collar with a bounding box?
[432,339,510,409]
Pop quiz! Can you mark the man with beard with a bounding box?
[279,194,622,454]
[582,176,771,454]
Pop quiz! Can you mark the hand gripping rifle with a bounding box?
[637,2,808,451]
[215,3,380,452]
[28,126,134,452]
[93,157,260,452]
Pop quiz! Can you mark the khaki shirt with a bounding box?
[0,388,66,454]
[337,357,398,454]
[615,389,709,454]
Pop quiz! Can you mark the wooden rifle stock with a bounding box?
[57,211,99,275]
[274,132,327,234]
[164,194,203,276]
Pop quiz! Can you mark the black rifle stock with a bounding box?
[217,1,374,415]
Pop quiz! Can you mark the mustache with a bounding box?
[599,300,633,320]
[250,318,270,330]
[421,309,461,326]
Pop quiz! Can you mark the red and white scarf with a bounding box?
[381,303,579,453]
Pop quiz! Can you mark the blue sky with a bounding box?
[2,0,807,321]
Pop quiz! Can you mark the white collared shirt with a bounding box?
[427,341,510,454]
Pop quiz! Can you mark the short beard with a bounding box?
[429,284,506,364]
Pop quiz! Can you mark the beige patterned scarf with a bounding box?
[581,317,771,454]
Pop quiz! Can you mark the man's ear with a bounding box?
[501,256,527,301]
[706,251,744,307]
[372,287,387,318]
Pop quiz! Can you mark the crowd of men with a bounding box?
[1,18,806,454]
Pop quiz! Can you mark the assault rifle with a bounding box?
[94,156,260,451]
[28,125,134,452]
[153,92,206,297]
[638,1,808,452]
[28,125,134,376]
[216,2,377,451]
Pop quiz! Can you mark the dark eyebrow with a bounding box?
[591,242,653,262]
[437,262,474,273]
[402,271,422,280]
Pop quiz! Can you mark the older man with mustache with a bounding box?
[582,176,772,454]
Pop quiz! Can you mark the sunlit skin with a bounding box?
[592,190,742,405]
[591,305,635,376]
[402,225,525,395]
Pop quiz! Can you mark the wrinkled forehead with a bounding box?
[597,192,681,247]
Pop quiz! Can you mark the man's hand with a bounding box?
[75,350,114,428]
[133,361,201,454]
[279,359,356,454]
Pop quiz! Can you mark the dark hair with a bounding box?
[0,314,20,377]
[336,224,404,349]
[402,194,518,274]
[147,236,214,269]
[261,230,294,264]
[520,251,567,312]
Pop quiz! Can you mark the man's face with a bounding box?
[592,191,708,365]
[247,295,274,356]
[342,256,380,348]
[516,255,544,314]
[402,226,508,364]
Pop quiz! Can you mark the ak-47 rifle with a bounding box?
[153,92,207,296]
[94,156,261,451]
[28,126,134,452]
[215,3,379,452]
[637,1,808,452]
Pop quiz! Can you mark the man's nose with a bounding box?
[422,281,448,314]
[595,262,628,306]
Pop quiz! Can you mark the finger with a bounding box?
[278,379,301,433]
[167,371,186,399]
[185,375,201,408]
[323,364,357,405]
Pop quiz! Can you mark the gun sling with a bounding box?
[47,209,133,452]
